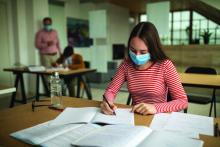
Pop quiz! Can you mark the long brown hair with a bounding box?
[126,22,168,62]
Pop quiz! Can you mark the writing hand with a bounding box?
[100,100,117,115]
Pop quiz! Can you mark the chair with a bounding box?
[184,66,217,117]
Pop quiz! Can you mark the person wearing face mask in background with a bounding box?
[101,22,188,115]
[52,46,85,97]
[35,17,61,67]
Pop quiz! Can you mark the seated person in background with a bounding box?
[101,22,188,115]
[53,46,85,69]
[53,46,85,97]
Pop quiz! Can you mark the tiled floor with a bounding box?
[0,85,219,117]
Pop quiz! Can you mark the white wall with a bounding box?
[147,1,170,39]
[65,0,129,72]
[49,4,67,51]
[0,0,13,86]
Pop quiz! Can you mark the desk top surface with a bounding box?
[4,67,96,76]
[0,97,219,147]
[179,73,220,88]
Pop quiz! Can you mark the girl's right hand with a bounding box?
[100,100,117,115]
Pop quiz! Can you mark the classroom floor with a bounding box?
[0,84,219,117]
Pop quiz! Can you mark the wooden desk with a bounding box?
[4,68,96,107]
[179,73,220,117]
[0,97,219,147]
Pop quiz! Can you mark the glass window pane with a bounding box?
[201,20,208,29]
[193,12,204,20]
[208,20,217,29]
[173,12,181,21]
[140,14,147,22]
[193,20,199,29]
[181,11,189,20]
[173,31,180,39]
[169,13,172,21]
[181,21,189,30]
[181,30,187,39]
[173,21,181,30]
[192,30,200,39]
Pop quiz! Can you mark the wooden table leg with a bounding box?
[10,74,20,108]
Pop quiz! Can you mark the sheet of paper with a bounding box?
[138,131,204,147]
[72,125,152,147]
[41,124,101,147]
[164,112,214,137]
[92,108,134,125]
[150,113,170,130]
[10,121,83,145]
[50,107,99,126]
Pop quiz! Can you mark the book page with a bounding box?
[41,124,101,147]
[72,125,152,147]
[10,121,83,145]
[138,131,204,147]
[50,107,99,126]
[164,112,214,137]
[91,108,134,125]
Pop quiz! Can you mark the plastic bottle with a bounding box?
[50,72,63,108]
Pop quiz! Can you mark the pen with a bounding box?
[103,95,116,115]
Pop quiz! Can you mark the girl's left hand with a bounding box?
[131,103,157,115]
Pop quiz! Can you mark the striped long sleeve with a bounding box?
[104,59,188,113]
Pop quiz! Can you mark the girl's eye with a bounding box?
[141,51,147,54]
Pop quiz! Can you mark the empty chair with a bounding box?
[184,66,217,117]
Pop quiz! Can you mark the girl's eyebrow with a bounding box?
[130,46,147,51]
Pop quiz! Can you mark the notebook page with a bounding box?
[91,108,134,125]
[138,131,204,147]
[50,107,99,126]
[150,113,199,138]
[164,112,214,137]
[10,121,83,145]
[72,125,152,147]
[41,124,101,147]
[150,113,170,130]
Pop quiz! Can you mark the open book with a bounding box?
[10,121,101,146]
[71,124,203,147]
[11,121,203,147]
[49,107,134,126]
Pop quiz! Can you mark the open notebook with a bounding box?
[11,121,203,147]
[49,107,134,126]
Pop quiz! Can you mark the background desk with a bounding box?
[4,68,96,107]
[0,97,219,147]
[179,73,220,117]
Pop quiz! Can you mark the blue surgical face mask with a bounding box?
[44,25,52,31]
[129,50,151,65]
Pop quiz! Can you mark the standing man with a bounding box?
[35,17,61,67]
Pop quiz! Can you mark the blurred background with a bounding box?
[0,0,220,116]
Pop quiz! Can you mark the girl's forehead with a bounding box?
[130,37,148,51]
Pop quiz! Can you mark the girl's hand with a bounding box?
[100,100,117,115]
[131,103,156,115]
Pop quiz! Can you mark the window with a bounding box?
[139,10,220,45]
[139,14,147,22]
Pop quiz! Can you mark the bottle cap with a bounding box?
[54,72,59,77]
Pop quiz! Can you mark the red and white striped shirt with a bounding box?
[104,59,188,113]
